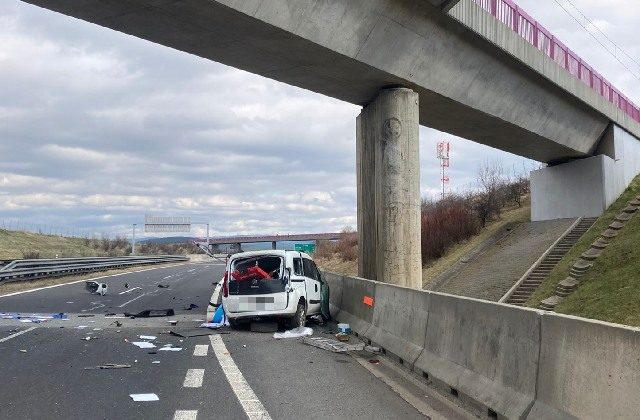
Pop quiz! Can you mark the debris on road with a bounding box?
[129,393,159,402]
[105,313,116,317]
[199,322,226,330]
[365,345,381,353]
[337,323,351,334]
[170,329,218,338]
[167,320,178,326]
[1,312,67,323]
[335,333,350,342]
[82,336,99,341]
[184,303,199,310]
[158,344,182,352]
[152,361,160,364]
[273,327,313,339]
[78,314,95,318]
[76,326,88,329]
[85,281,108,296]
[139,335,157,340]
[84,364,131,370]
[132,342,156,349]
[19,349,27,353]
[302,337,365,353]
[157,284,170,288]
[124,309,175,318]
[369,359,380,364]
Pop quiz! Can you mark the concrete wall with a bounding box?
[323,271,640,420]
[531,125,640,221]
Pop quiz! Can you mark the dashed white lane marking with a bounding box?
[0,326,37,343]
[183,369,205,388]
[193,344,209,356]
[118,287,142,295]
[173,410,198,420]
[118,291,156,308]
[0,263,186,298]
[210,335,272,420]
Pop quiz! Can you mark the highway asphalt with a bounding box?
[0,262,468,420]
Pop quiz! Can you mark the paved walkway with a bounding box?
[430,218,575,301]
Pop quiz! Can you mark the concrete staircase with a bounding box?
[504,217,598,306]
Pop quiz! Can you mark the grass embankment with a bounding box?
[526,176,640,327]
[315,201,531,286]
[0,230,111,259]
[422,202,530,288]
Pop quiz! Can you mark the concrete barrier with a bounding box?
[528,314,640,420]
[368,282,430,367]
[416,293,540,419]
[322,271,344,319]
[322,272,640,419]
[328,273,377,337]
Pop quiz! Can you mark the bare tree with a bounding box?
[473,160,505,227]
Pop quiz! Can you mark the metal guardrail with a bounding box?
[0,255,188,284]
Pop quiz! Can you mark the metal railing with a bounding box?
[0,255,188,284]
[472,0,640,124]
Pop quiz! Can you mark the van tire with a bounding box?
[291,303,306,328]
[229,319,240,329]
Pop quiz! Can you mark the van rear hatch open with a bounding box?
[226,254,288,312]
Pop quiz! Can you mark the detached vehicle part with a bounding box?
[85,281,107,296]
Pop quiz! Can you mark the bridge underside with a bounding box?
[22,0,609,163]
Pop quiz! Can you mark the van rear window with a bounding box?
[229,255,286,295]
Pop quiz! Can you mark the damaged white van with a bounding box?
[221,250,330,328]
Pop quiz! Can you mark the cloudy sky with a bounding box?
[0,0,638,238]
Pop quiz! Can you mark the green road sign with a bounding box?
[294,243,316,253]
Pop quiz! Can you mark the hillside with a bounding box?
[527,175,640,327]
[0,230,118,259]
[316,200,533,286]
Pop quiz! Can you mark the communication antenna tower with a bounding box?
[436,141,450,200]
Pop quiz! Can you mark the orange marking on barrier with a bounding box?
[363,296,374,307]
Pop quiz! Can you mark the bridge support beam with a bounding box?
[356,88,422,289]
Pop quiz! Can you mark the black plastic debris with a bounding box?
[157,284,170,288]
[123,309,175,318]
[84,364,131,370]
[184,303,199,311]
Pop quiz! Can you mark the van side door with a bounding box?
[302,258,322,314]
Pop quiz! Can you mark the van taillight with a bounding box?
[223,271,228,297]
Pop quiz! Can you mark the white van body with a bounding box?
[221,250,326,327]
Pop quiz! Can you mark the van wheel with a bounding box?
[229,319,240,329]
[291,303,306,328]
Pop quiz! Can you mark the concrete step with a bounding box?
[591,238,610,250]
[616,212,633,222]
[581,247,603,261]
[622,205,638,214]
[609,221,625,230]
[539,295,563,311]
[601,229,619,240]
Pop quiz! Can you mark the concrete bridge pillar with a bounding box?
[271,241,277,250]
[356,88,422,289]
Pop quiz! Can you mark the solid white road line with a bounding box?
[0,263,186,298]
[118,287,142,295]
[0,326,37,343]
[193,344,209,357]
[210,335,272,420]
[183,369,205,388]
[173,410,198,420]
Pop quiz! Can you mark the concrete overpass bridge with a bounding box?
[21,0,640,289]
[198,232,343,252]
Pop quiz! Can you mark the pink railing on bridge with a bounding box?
[473,0,640,124]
